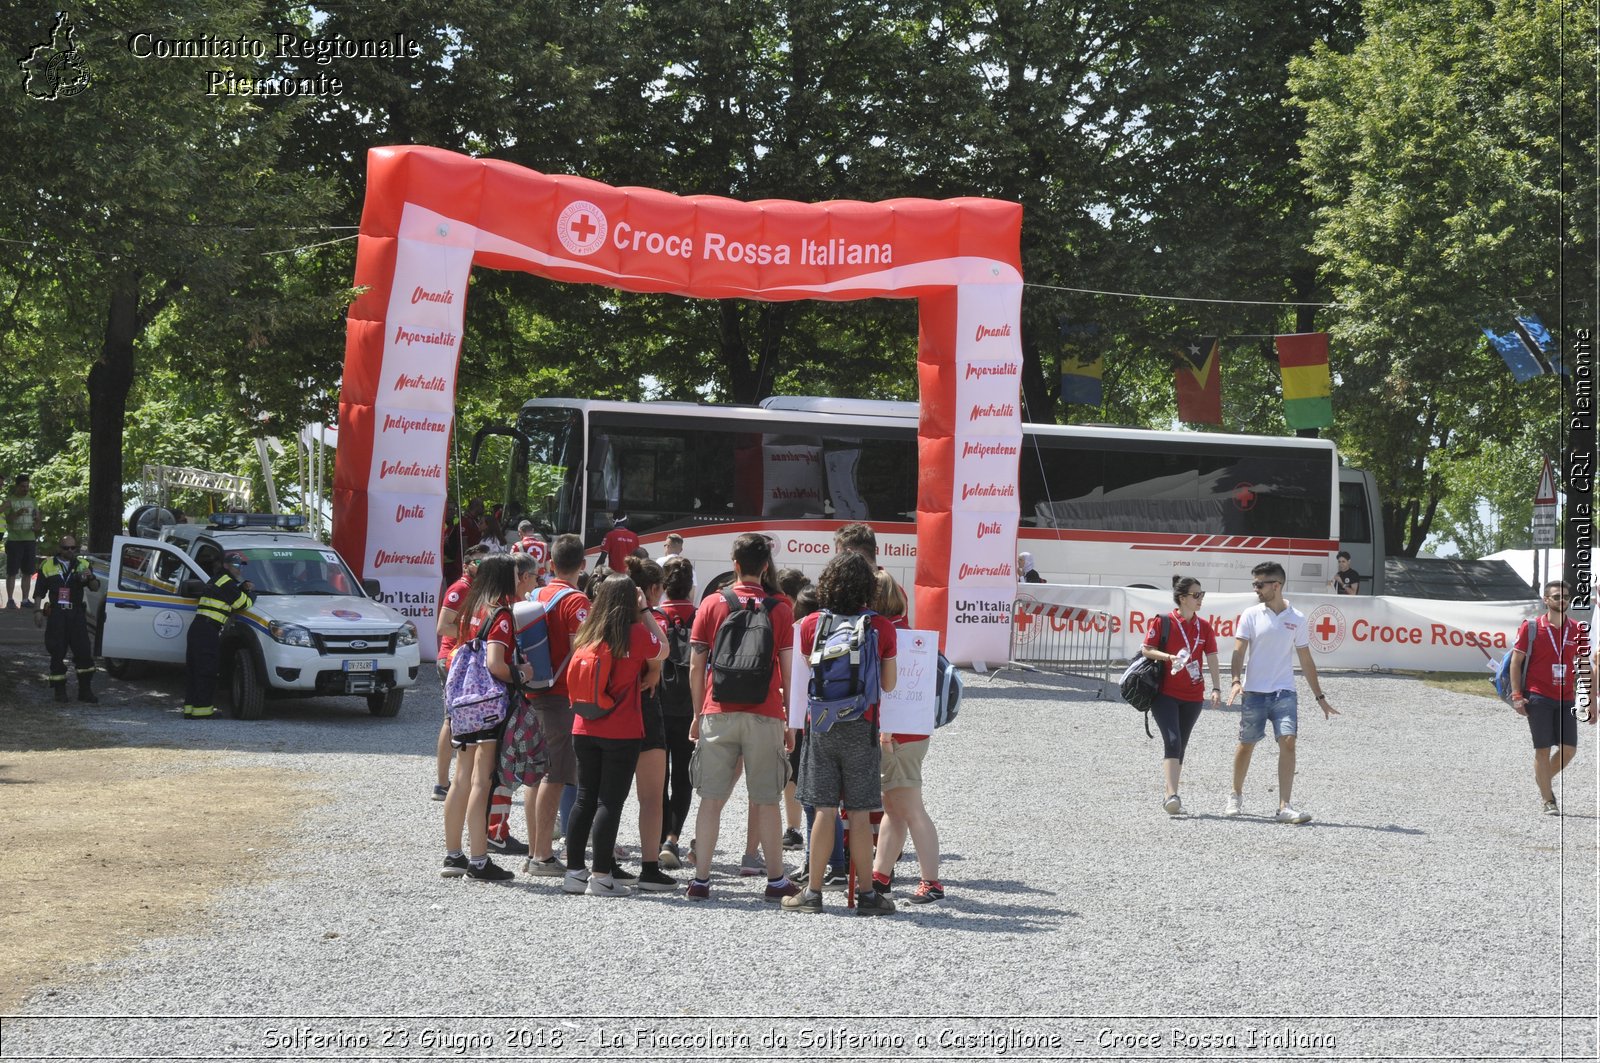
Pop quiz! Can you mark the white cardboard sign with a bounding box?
[786,624,938,735]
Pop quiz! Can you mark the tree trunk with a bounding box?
[86,275,140,552]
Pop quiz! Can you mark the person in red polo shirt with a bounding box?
[602,513,639,573]
[432,542,492,800]
[1509,580,1594,815]
[522,534,592,875]
[683,533,799,903]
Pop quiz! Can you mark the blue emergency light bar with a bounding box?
[207,513,309,530]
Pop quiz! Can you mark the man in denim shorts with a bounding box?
[1224,561,1339,823]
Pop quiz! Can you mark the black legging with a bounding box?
[1150,693,1204,761]
[567,734,640,875]
[660,712,695,840]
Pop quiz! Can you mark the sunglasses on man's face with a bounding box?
[1251,580,1280,589]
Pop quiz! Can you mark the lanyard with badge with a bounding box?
[1545,619,1571,683]
[1173,614,1202,680]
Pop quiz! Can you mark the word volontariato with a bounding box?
[127,31,421,97]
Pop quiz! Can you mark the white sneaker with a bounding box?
[561,868,590,894]
[1542,799,1560,816]
[1223,793,1242,817]
[1275,805,1312,824]
[1163,794,1183,816]
[587,873,635,897]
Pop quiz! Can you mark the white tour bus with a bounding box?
[471,397,1384,608]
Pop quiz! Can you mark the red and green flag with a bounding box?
[1275,332,1333,428]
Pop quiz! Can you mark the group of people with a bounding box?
[1138,565,1591,820]
[434,522,943,914]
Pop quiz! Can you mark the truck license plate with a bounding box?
[343,659,376,673]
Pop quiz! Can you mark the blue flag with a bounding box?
[1514,314,1564,375]
[1483,326,1545,383]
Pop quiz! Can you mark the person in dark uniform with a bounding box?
[35,534,99,703]
[1332,550,1362,595]
[185,551,254,719]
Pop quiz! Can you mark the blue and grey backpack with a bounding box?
[805,610,882,734]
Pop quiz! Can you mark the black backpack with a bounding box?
[656,608,695,714]
[1117,614,1171,738]
[709,589,778,704]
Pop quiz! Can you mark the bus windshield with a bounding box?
[513,405,583,534]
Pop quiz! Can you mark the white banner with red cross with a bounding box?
[1015,584,1555,672]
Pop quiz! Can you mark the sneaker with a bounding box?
[440,854,469,878]
[854,890,896,916]
[792,866,809,887]
[821,866,850,892]
[465,858,514,882]
[781,827,804,850]
[561,868,591,894]
[1275,805,1313,824]
[636,867,678,892]
[1542,799,1561,816]
[587,874,635,897]
[522,855,565,878]
[763,878,801,903]
[1163,793,1183,815]
[781,888,824,914]
[607,864,637,884]
[1224,792,1243,817]
[431,784,449,802]
[486,832,529,856]
[738,852,765,877]
[684,879,712,901]
[909,879,945,904]
[658,840,682,869]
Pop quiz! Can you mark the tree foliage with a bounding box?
[0,0,1585,561]
[1289,0,1589,555]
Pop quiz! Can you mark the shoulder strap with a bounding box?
[721,587,742,614]
[1159,613,1172,646]
[474,605,510,643]
[809,611,838,666]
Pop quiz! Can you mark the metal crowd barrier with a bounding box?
[1008,598,1118,695]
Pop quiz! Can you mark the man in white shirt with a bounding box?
[1224,561,1339,823]
[656,532,684,565]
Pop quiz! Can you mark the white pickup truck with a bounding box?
[90,514,421,719]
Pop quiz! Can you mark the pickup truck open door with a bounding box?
[99,535,209,664]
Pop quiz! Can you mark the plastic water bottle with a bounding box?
[1170,648,1191,675]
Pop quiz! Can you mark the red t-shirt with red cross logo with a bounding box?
[436,574,473,665]
[536,579,590,699]
[1518,616,1582,702]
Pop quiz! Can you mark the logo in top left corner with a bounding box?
[20,12,90,101]
[556,201,607,257]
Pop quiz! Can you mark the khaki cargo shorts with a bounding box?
[690,711,789,805]
[880,735,930,792]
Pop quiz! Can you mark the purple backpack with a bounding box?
[445,608,512,737]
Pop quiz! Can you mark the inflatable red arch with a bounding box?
[335,145,1024,665]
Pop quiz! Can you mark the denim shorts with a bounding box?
[1239,689,1298,744]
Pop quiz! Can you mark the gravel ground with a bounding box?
[4,666,1596,1062]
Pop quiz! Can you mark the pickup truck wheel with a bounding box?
[230,647,265,720]
[367,688,404,717]
[102,657,136,680]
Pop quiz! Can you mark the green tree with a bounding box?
[0,3,338,549]
[1289,0,1588,556]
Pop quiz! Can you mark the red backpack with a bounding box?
[567,641,621,720]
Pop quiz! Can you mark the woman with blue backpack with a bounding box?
[441,555,535,882]
[781,552,898,915]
